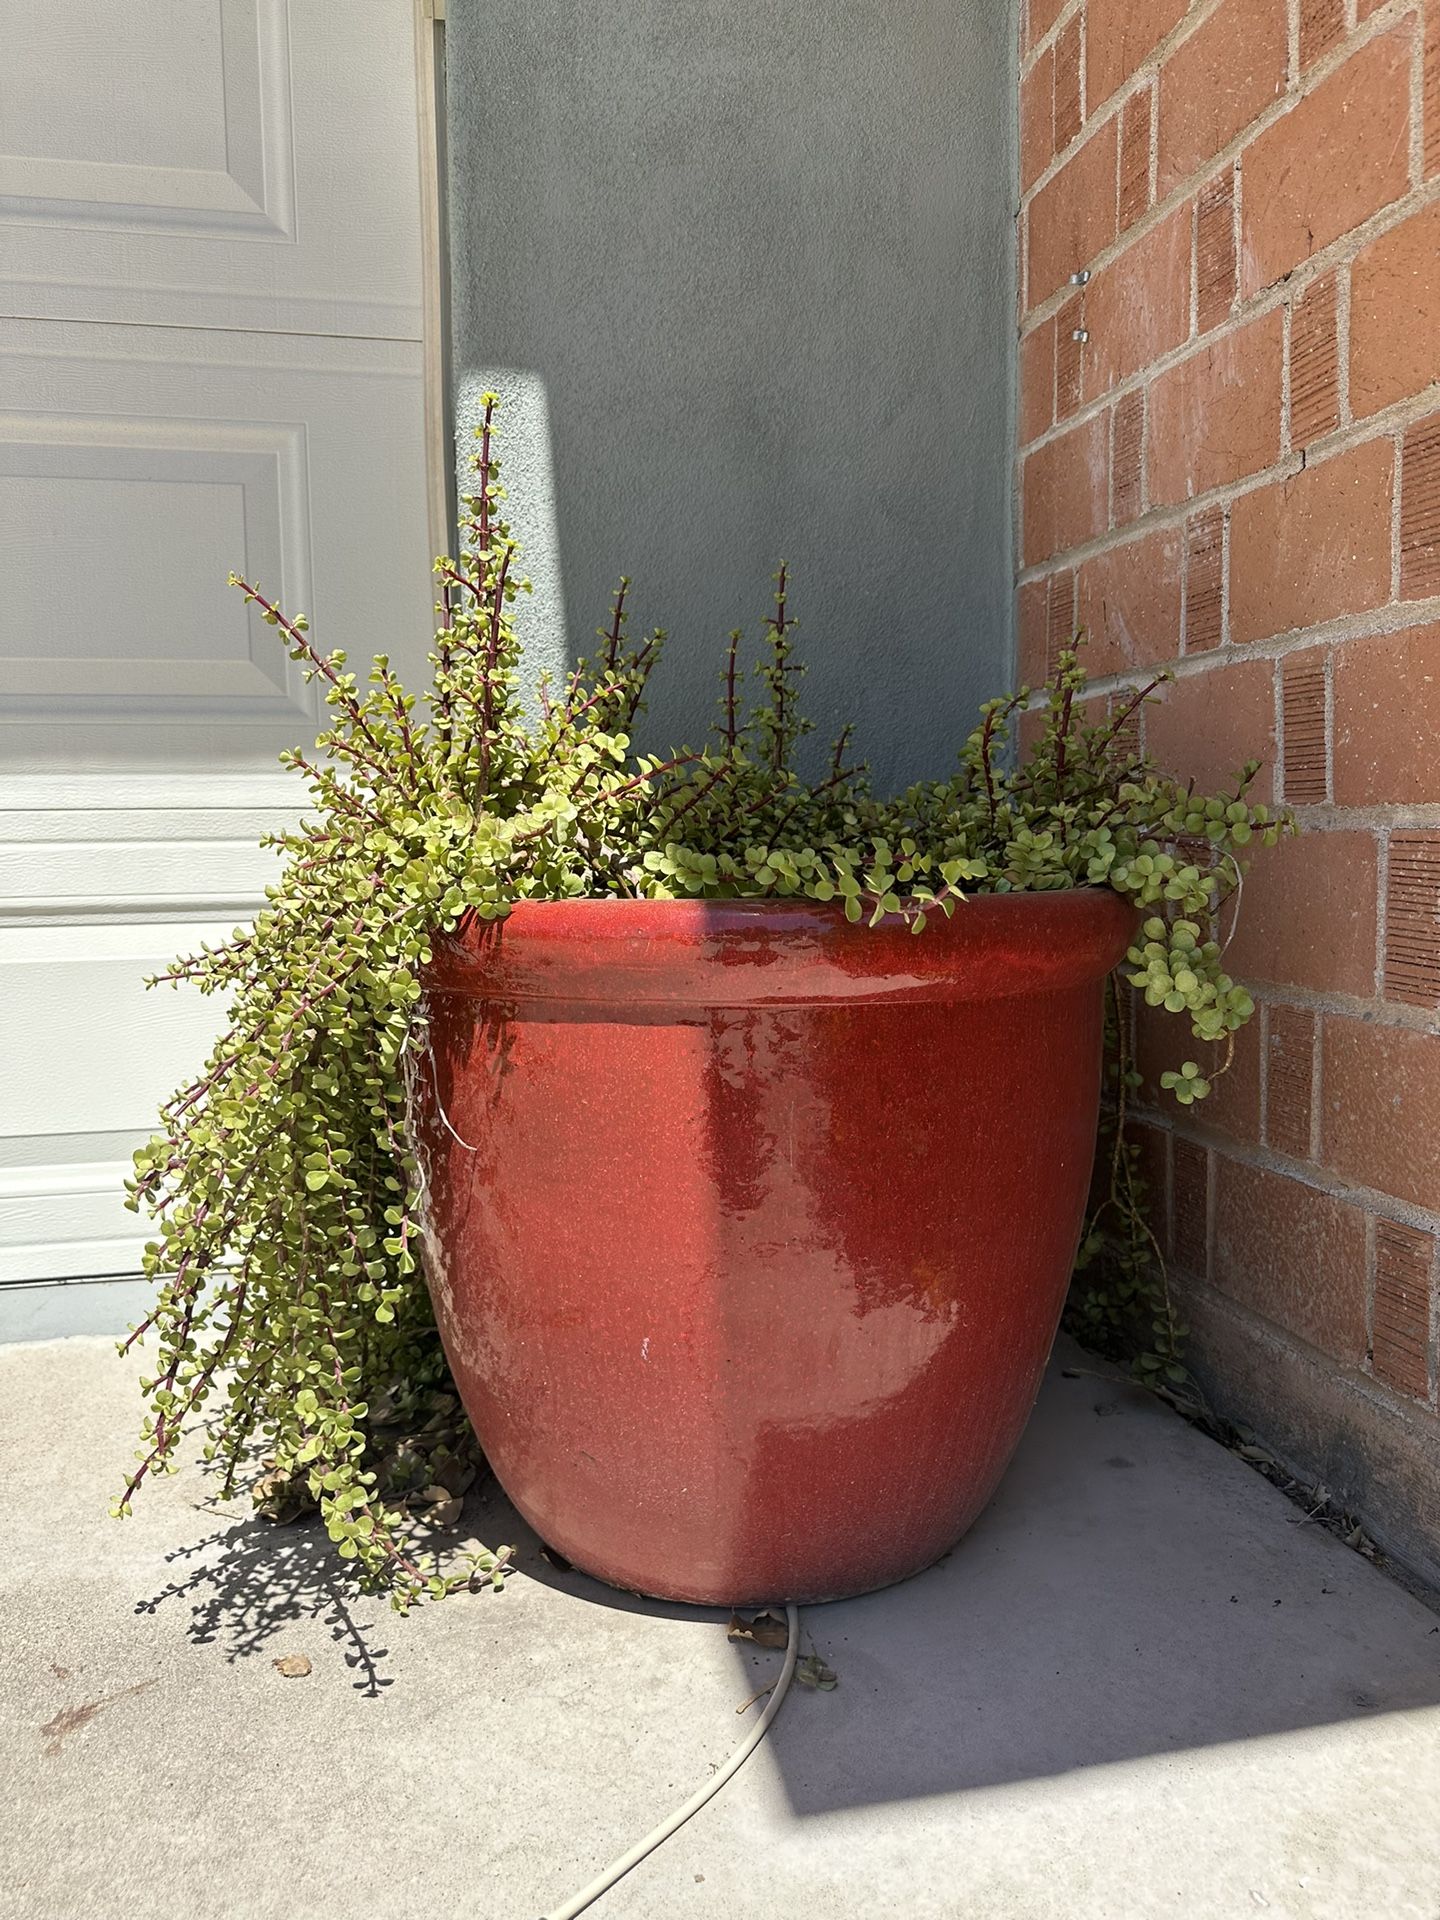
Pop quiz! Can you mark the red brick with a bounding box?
[1184,506,1225,651]
[1026,0,1069,54]
[1056,292,1086,417]
[1400,413,1440,600]
[1241,27,1413,297]
[1112,388,1146,523]
[1334,624,1440,806]
[1157,0,1287,196]
[1088,0,1187,108]
[1139,1000,1262,1146]
[1148,309,1284,507]
[1054,12,1083,150]
[1027,118,1120,311]
[1171,1136,1210,1272]
[1300,0,1346,70]
[1196,169,1237,333]
[1106,683,1144,758]
[1372,1220,1434,1402]
[1265,1003,1316,1160]
[1118,86,1154,231]
[1075,527,1183,676]
[1225,831,1379,998]
[1023,410,1110,563]
[1206,1014,1263,1146]
[1351,201,1440,421]
[1143,656,1278,803]
[1020,572,1083,686]
[1322,1016,1440,1211]
[1046,569,1078,674]
[1018,578,1049,685]
[1383,834,1440,1008]
[1021,44,1055,193]
[1289,275,1340,447]
[1281,648,1329,806]
[1020,322,1056,446]
[1426,6,1440,178]
[1127,1119,1172,1240]
[1229,436,1395,645]
[1213,1158,1368,1363]
[1081,203,1191,404]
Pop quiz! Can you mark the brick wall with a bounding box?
[1017,0,1440,1580]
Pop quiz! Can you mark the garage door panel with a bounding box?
[0,321,431,765]
[0,1,433,1310]
[0,0,420,334]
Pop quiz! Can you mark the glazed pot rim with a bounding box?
[421,886,1140,1010]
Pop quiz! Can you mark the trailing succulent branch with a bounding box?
[118,395,1293,1604]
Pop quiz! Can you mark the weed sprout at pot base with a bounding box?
[118,397,1292,1604]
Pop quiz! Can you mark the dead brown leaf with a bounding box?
[726,1609,790,1651]
[416,1483,464,1527]
[252,1470,309,1525]
[272,1654,312,1679]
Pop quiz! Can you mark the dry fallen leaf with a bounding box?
[414,1482,464,1527]
[272,1655,312,1679]
[252,1470,308,1525]
[794,1654,838,1691]
[726,1609,790,1651]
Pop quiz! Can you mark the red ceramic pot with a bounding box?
[410,891,1135,1606]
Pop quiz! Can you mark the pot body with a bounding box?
[410,892,1135,1606]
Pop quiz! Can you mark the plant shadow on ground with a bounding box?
[134,1512,399,1698]
[128,1474,707,1703]
[131,1357,1440,1813]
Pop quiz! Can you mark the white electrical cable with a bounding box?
[539,1602,801,1920]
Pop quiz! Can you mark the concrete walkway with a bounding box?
[3,1334,1438,1920]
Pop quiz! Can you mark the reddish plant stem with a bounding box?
[661,759,739,830]
[515,751,706,848]
[979,709,999,831]
[160,886,391,1126]
[1053,683,1075,788]
[723,630,741,750]
[1101,675,1166,752]
[767,762,861,838]
[285,753,392,834]
[828,724,854,785]
[601,579,629,676]
[622,637,662,727]
[768,564,792,774]
[461,396,497,555]
[232,578,406,793]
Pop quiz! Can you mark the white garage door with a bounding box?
[0,1,444,1336]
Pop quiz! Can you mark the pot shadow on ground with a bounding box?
[513,1353,1440,1816]
[501,1350,1440,1817]
[131,1356,1440,1811]
[741,1361,1440,1815]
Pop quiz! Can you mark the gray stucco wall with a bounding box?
[447,0,1015,793]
